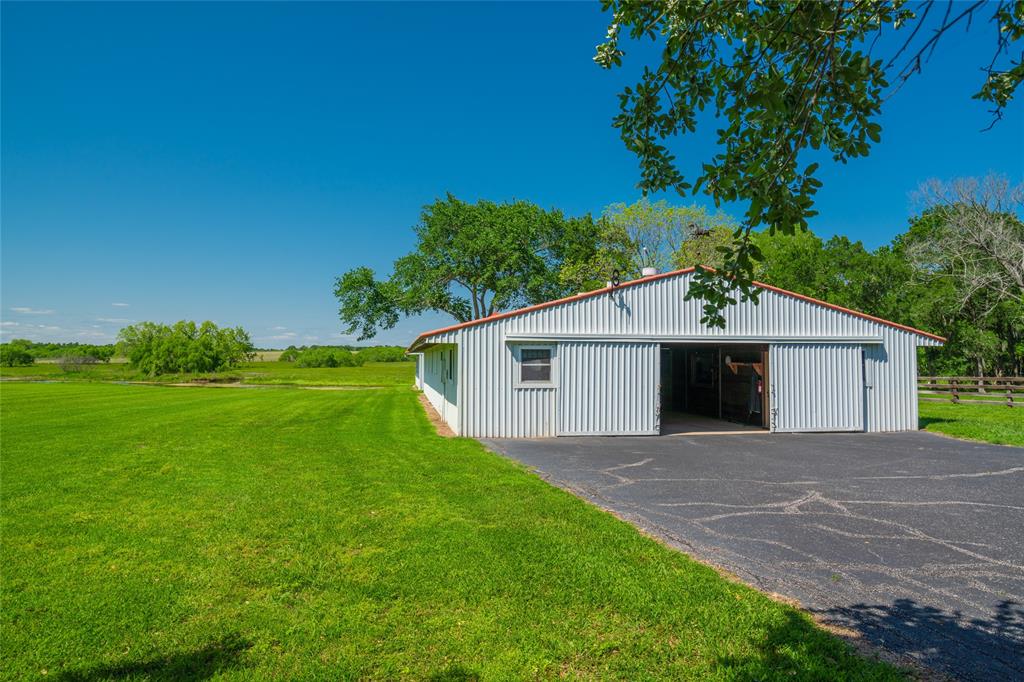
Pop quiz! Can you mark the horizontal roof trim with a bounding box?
[503,334,885,345]
[408,266,946,351]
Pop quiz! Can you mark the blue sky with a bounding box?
[3,2,1022,347]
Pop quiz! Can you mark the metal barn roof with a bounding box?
[408,266,946,351]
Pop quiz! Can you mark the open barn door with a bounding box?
[769,343,864,432]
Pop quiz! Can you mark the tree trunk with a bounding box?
[469,286,480,320]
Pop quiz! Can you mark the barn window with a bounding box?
[520,348,552,382]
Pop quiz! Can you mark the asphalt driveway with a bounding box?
[483,431,1024,680]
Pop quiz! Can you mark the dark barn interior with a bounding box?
[659,344,768,433]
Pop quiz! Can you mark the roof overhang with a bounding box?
[504,334,885,345]
[407,338,456,353]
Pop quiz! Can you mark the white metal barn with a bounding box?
[408,267,944,438]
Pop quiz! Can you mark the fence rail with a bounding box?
[917,376,1021,407]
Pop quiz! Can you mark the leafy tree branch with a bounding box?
[595,0,1022,327]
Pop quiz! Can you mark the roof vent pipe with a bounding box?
[641,266,658,277]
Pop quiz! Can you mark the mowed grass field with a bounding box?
[917,401,1024,446]
[0,375,901,680]
[0,360,413,387]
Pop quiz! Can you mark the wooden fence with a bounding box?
[917,376,1023,407]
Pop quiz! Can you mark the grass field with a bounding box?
[0,378,900,680]
[0,360,413,387]
[917,400,1023,446]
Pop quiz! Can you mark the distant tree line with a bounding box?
[278,344,410,367]
[0,339,115,367]
[337,176,1023,377]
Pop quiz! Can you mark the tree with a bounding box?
[601,198,738,274]
[595,1,1023,326]
[334,268,401,343]
[335,194,621,340]
[355,346,412,363]
[751,228,829,294]
[0,340,34,367]
[901,175,1024,376]
[672,225,734,271]
[117,321,255,376]
[905,175,1024,313]
[555,217,634,294]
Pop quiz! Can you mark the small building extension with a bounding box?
[407,267,944,438]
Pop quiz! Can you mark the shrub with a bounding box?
[0,341,34,367]
[117,321,255,376]
[82,345,115,362]
[279,346,300,362]
[294,347,364,368]
[57,355,100,372]
[355,346,410,363]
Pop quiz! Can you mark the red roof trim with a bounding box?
[408,266,945,349]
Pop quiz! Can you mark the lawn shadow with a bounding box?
[715,608,891,680]
[918,416,955,428]
[819,598,1024,679]
[715,599,1023,680]
[54,634,252,681]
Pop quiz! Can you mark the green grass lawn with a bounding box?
[918,400,1024,446]
[0,360,414,387]
[0,380,899,680]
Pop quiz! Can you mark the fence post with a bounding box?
[951,379,959,404]
[1008,385,1014,408]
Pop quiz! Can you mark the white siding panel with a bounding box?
[558,342,659,435]
[770,343,864,432]
[457,325,556,438]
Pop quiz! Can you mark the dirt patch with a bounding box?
[417,392,455,437]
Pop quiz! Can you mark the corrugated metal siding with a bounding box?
[421,345,458,433]
[770,343,864,432]
[863,331,920,432]
[425,271,935,437]
[558,342,659,435]
[457,324,556,438]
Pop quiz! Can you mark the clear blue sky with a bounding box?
[3,2,1022,347]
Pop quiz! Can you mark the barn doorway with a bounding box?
[659,344,768,435]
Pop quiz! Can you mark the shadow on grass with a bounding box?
[918,416,955,428]
[55,634,252,681]
[820,598,1024,679]
[715,599,1023,680]
[716,608,892,680]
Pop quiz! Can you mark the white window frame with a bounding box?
[513,344,557,388]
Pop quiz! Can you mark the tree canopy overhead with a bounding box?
[595,0,1023,326]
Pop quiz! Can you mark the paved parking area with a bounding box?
[483,431,1024,680]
